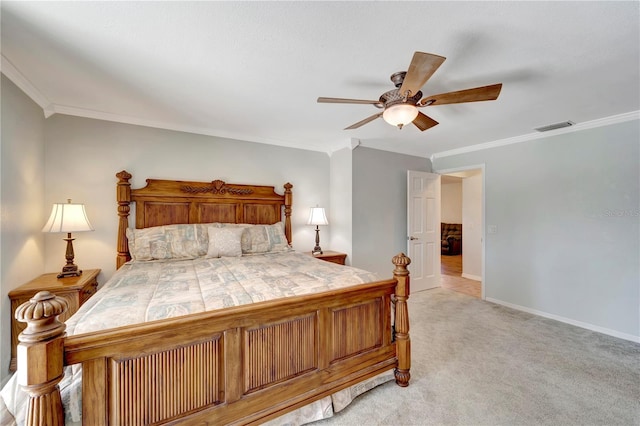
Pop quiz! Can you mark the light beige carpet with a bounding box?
[314,288,640,426]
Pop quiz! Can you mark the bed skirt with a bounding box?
[1,370,394,426]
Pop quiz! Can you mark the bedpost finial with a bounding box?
[15,291,68,343]
[116,170,132,182]
[15,291,67,425]
[392,253,411,274]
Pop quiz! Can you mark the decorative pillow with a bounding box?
[265,222,290,253]
[165,227,205,258]
[127,224,207,261]
[206,227,244,258]
[246,222,290,254]
[126,226,166,261]
[149,239,172,260]
[243,225,272,253]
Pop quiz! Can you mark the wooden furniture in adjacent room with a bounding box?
[309,250,347,265]
[12,171,411,426]
[441,222,462,255]
[8,268,100,372]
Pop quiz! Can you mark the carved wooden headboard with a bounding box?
[116,170,293,268]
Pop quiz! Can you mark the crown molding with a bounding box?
[51,104,330,153]
[1,54,56,118]
[1,54,330,153]
[4,52,637,158]
[431,110,640,161]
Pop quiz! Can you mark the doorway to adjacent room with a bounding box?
[439,168,483,299]
[440,253,480,298]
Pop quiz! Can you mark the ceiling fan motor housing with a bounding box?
[379,89,423,109]
[390,71,407,88]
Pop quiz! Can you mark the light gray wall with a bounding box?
[43,115,330,280]
[433,120,640,340]
[1,75,46,381]
[329,147,353,262]
[352,147,430,278]
[0,80,332,381]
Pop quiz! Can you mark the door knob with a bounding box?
[409,236,418,240]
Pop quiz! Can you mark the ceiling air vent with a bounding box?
[535,121,575,132]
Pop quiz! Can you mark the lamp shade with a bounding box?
[42,200,94,233]
[307,207,328,226]
[382,103,419,126]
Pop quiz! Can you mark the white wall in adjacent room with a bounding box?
[441,181,462,224]
[462,172,482,280]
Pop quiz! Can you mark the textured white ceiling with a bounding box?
[2,1,639,158]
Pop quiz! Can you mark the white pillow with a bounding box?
[206,227,244,258]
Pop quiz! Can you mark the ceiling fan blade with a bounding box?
[421,83,503,106]
[399,52,446,97]
[412,112,439,131]
[345,112,383,130]
[317,97,381,105]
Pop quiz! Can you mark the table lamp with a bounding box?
[42,199,94,278]
[307,206,328,255]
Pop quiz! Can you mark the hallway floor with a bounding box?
[440,254,481,298]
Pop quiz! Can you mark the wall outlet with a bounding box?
[487,225,498,234]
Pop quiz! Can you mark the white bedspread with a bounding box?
[66,251,378,335]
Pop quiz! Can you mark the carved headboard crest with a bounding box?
[181,180,254,195]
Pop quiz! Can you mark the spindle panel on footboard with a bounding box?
[60,281,398,425]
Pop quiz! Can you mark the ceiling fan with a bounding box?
[317,51,502,131]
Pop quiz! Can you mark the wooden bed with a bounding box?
[14,171,411,425]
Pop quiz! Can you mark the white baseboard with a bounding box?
[485,297,640,343]
[461,273,482,281]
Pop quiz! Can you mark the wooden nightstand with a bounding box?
[8,268,100,372]
[307,251,347,265]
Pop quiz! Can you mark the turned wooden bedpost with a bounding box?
[116,170,132,269]
[15,291,68,426]
[283,182,293,245]
[392,253,411,387]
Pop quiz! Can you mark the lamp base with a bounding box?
[58,234,83,278]
[57,265,83,279]
[312,226,323,255]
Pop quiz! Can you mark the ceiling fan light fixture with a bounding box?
[382,103,419,128]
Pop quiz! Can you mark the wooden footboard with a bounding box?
[15,255,410,425]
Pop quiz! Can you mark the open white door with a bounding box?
[407,171,441,292]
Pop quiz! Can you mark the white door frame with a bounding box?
[434,164,486,300]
